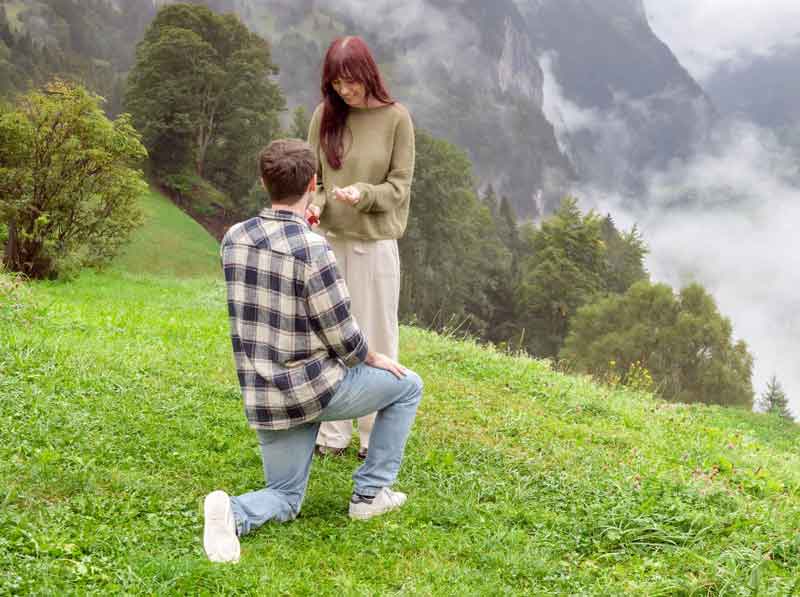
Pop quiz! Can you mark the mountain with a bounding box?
[517,0,716,192]
[2,0,716,215]
[235,0,575,216]
[704,42,800,135]
[236,0,716,212]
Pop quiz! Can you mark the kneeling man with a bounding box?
[203,139,423,563]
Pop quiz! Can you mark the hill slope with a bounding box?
[113,189,221,279]
[1,196,799,594]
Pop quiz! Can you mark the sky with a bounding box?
[644,0,800,81]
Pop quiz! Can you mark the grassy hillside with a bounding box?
[113,189,221,279]
[1,196,799,595]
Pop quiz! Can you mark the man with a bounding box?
[203,139,423,563]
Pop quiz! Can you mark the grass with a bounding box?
[1,194,800,595]
[112,189,221,279]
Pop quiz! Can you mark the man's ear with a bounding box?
[306,174,317,194]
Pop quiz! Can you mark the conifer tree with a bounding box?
[497,195,520,255]
[482,184,499,218]
[759,375,794,420]
[289,105,310,140]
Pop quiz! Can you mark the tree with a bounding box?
[759,375,794,420]
[0,80,147,279]
[481,183,499,218]
[289,105,310,140]
[399,129,510,337]
[515,197,607,357]
[561,280,754,408]
[125,3,284,208]
[497,195,519,254]
[600,214,648,294]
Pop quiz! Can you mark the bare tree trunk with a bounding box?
[196,128,206,177]
[196,108,216,178]
[3,219,19,272]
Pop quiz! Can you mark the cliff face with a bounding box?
[248,0,574,215]
[142,0,716,213]
[704,44,800,132]
[516,0,716,191]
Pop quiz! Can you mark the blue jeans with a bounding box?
[230,364,423,535]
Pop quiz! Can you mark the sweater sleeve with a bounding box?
[307,105,327,213]
[353,109,415,214]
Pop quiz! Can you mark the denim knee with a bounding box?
[403,371,423,403]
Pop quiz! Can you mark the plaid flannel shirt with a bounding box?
[221,208,369,430]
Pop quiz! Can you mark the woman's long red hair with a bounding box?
[320,36,394,169]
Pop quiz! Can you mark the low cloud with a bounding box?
[579,122,800,418]
[643,0,800,81]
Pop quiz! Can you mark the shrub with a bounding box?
[0,80,148,279]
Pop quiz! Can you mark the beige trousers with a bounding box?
[316,234,400,450]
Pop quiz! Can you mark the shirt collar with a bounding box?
[258,208,309,228]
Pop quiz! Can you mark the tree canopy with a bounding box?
[125,3,284,211]
[399,129,510,338]
[0,80,147,279]
[561,280,754,408]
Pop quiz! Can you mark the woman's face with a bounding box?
[332,76,367,107]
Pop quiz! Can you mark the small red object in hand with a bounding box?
[307,213,319,226]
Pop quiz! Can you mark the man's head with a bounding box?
[258,139,317,206]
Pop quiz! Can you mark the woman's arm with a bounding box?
[352,111,415,213]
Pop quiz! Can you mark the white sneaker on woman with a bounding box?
[203,490,241,563]
[348,487,407,520]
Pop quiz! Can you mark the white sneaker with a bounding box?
[203,490,241,563]
[348,487,407,520]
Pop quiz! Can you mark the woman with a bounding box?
[307,36,415,459]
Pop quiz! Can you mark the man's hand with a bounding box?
[365,352,407,379]
[306,204,321,226]
[333,185,361,206]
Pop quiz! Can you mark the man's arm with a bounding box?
[305,245,368,366]
[305,244,409,378]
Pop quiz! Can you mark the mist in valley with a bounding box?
[541,10,800,415]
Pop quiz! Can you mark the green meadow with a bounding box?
[1,191,799,595]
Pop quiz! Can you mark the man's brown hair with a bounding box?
[258,139,317,205]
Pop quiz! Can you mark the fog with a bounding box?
[542,57,800,416]
[644,0,800,82]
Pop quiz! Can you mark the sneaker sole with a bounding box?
[203,491,241,563]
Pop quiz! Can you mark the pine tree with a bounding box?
[515,197,607,357]
[481,184,499,218]
[759,375,794,420]
[497,195,519,254]
[600,213,648,294]
[289,105,310,140]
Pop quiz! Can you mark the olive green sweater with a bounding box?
[307,102,415,240]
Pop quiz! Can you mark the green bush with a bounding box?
[0,80,147,279]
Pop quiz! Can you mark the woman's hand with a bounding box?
[332,185,361,206]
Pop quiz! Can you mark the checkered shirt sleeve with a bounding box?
[305,245,368,367]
